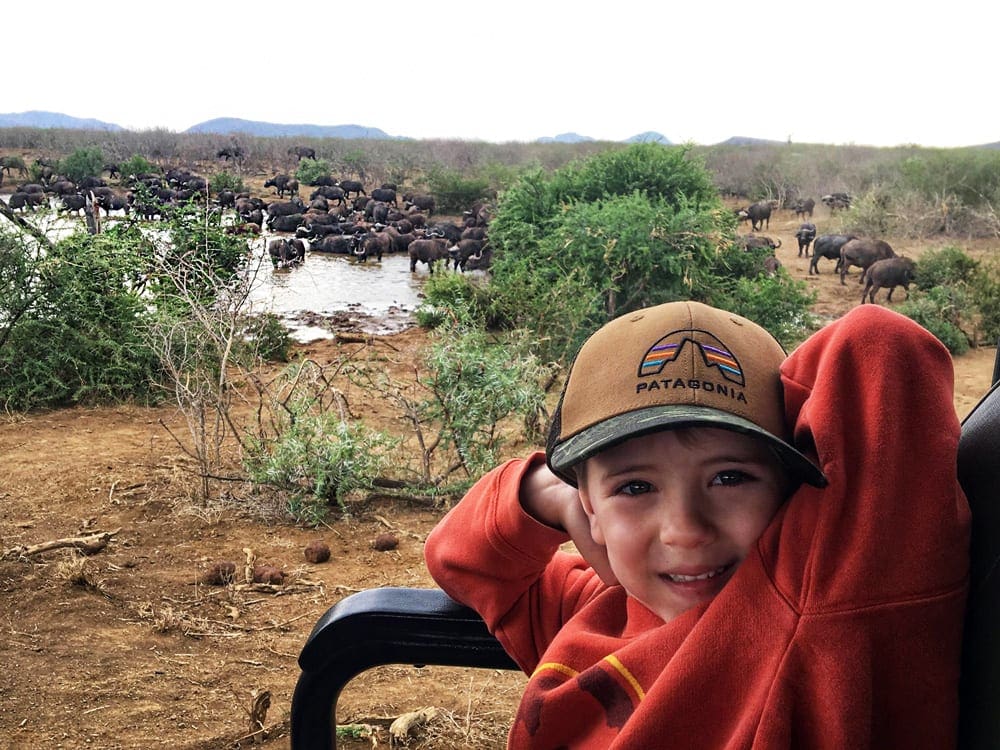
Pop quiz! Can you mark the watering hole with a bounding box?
[0,194,431,339]
[245,237,428,340]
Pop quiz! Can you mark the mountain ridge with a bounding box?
[7,110,996,149]
[0,110,673,145]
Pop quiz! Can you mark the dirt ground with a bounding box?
[1,190,998,749]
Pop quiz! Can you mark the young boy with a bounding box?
[425,300,970,748]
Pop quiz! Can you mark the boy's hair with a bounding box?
[546,301,827,489]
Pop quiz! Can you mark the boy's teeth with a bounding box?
[668,566,726,583]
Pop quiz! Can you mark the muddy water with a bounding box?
[245,240,427,339]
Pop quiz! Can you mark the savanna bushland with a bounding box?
[1,129,998,748]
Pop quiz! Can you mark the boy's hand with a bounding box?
[520,462,618,586]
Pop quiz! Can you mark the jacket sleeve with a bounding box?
[424,451,607,672]
[771,304,970,609]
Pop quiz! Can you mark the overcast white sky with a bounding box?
[4,1,996,148]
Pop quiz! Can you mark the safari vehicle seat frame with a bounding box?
[291,348,1000,750]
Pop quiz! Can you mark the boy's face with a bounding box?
[577,426,790,623]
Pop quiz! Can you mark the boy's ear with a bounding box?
[578,485,606,545]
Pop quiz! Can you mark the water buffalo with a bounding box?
[60,194,87,214]
[821,192,852,210]
[403,193,436,215]
[464,245,493,271]
[0,155,28,177]
[216,190,236,209]
[310,185,346,205]
[738,234,781,251]
[216,146,243,161]
[426,221,463,243]
[448,239,487,272]
[863,257,916,304]
[265,174,298,197]
[337,180,366,198]
[809,234,856,275]
[311,234,356,254]
[385,226,417,253]
[269,213,305,233]
[408,237,450,273]
[370,187,397,206]
[744,200,774,231]
[288,146,316,161]
[47,179,78,197]
[268,238,306,268]
[97,193,130,215]
[353,232,390,262]
[463,201,491,228]
[791,198,815,219]
[795,223,817,257]
[266,197,306,225]
[461,225,487,241]
[840,238,895,285]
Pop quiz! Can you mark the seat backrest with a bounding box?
[958,372,1000,749]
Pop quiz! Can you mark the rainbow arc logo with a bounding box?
[638,329,745,386]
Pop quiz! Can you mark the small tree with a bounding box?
[295,157,332,186]
[59,147,105,183]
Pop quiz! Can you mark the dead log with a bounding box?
[1,528,121,560]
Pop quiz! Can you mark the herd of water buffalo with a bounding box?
[1,157,494,276]
[733,193,916,304]
[2,155,914,303]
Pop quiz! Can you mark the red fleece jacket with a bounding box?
[425,305,970,749]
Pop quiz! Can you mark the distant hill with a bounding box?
[536,131,672,145]
[625,132,672,144]
[184,118,401,140]
[536,132,595,144]
[0,110,123,131]
[716,136,786,147]
[4,111,858,149]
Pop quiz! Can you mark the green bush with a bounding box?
[243,405,397,523]
[119,154,159,180]
[425,168,492,214]
[417,323,548,482]
[484,143,811,364]
[417,269,499,329]
[59,147,105,183]
[899,149,1000,208]
[243,312,292,362]
[914,245,980,289]
[840,187,896,237]
[296,158,333,186]
[898,287,970,355]
[210,170,245,195]
[972,260,1000,344]
[0,226,162,410]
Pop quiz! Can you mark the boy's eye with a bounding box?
[616,480,652,496]
[711,470,751,487]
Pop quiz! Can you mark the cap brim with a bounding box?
[547,405,828,489]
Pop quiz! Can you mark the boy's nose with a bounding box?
[659,495,715,548]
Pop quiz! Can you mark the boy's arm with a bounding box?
[774,304,970,606]
[424,452,606,671]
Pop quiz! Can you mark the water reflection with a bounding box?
[245,241,427,339]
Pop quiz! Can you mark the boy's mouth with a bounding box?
[664,564,730,583]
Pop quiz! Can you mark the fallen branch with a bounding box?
[2,528,121,560]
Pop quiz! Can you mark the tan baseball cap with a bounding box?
[546,300,827,488]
